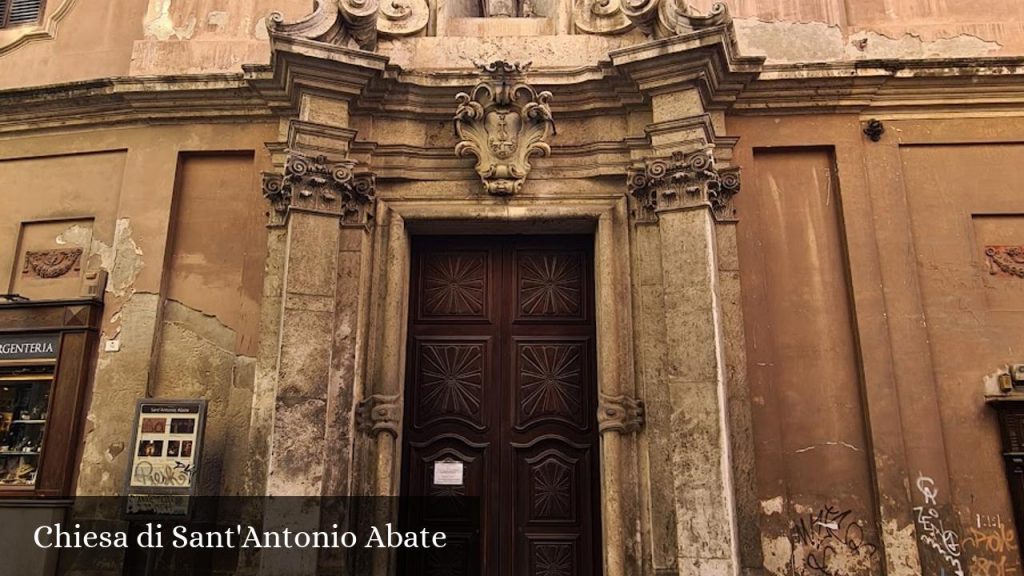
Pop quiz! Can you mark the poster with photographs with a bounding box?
[127,400,206,493]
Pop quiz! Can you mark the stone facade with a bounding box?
[2,1,1024,575]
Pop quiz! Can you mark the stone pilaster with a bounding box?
[254,91,378,576]
[625,102,744,576]
[612,29,760,575]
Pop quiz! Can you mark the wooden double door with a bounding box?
[400,235,603,576]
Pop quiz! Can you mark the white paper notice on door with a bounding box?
[433,460,464,486]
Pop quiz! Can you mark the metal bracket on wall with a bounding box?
[863,119,885,142]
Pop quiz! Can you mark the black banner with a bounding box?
[0,334,59,361]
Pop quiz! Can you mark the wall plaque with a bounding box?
[433,460,464,486]
[124,399,207,517]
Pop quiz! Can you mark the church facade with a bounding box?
[1,1,1024,575]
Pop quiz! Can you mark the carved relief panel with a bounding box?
[10,218,94,301]
[974,215,1024,311]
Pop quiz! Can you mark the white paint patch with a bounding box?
[794,441,861,454]
[254,17,270,40]
[207,11,229,32]
[144,0,197,41]
[761,534,792,576]
[761,496,784,515]
[983,367,1010,396]
[793,502,814,515]
[56,224,93,247]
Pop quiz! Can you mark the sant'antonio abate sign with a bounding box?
[124,399,207,517]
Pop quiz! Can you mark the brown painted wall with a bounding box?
[899,139,1023,575]
[737,147,881,575]
[731,114,1024,576]
[0,124,276,499]
[152,152,266,497]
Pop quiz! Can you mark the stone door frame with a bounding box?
[355,195,642,576]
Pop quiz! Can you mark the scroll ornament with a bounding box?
[574,0,632,34]
[575,0,730,36]
[356,394,402,437]
[261,152,376,226]
[628,148,740,222]
[267,0,428,52]
[598,393,645,434]
[454,61,556,196]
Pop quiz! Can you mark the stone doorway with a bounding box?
[398,234,603,576]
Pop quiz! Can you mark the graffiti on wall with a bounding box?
[789,505,879,575]
[914,474,966,576]
[964,513,1019,576]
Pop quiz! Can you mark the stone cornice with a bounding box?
[4,36,1024,137]
[0,75,277,136]
[734,58,1024,115]
[609,24,765,108]
[247,32,391,110]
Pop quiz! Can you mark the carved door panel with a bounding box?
[400,236,602,576]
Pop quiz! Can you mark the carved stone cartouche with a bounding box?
[454,61,555,196]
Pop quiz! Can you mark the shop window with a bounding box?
[0,0,45,28]
[0,368,51,487]
[0,300,101,498]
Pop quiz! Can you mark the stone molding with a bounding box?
[356,394,401,437]
[573,0,633,34]
[598,393,645,434]
[627,147,741,223]
[6,56,1024,136]
[454,61,555,195]
[261,152,376,227]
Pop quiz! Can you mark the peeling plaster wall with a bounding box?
[0,124,277,504]
[130,0,310,75]
[731,17,1003,63]
[151,153,266,498]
